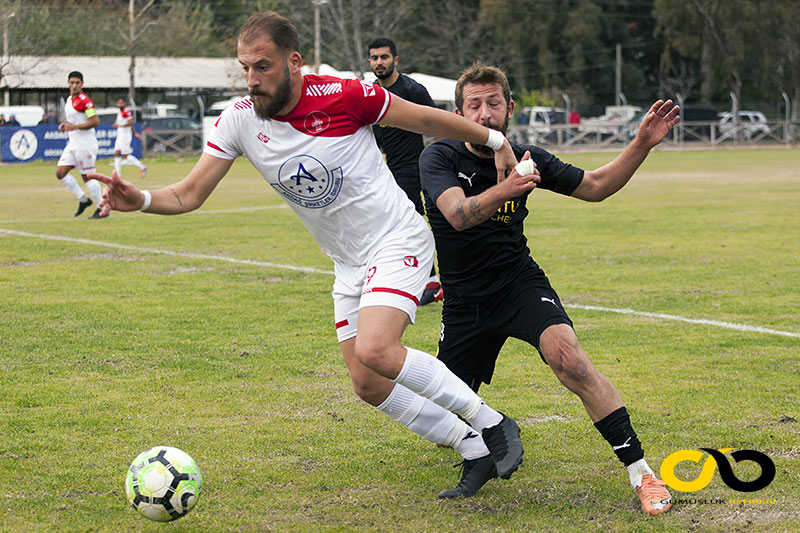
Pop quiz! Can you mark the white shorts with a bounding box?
[332,220,434,343]
[57,146,97,174]
[114,132,133,155]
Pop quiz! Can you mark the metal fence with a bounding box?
[137,122,800,158]
[507,120,800,151]
[141,130,203,156]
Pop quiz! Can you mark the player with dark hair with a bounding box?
[419,62,679,512]
[56,70,106,218]
[368,36,442,305]
[92,12,526,497]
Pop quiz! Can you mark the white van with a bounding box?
[203,97,242,143]
[0,105,46,127]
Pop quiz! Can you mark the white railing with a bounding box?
[507,120,800,151]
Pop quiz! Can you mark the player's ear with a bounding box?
[288,51,302,72]
[507,99,515,120]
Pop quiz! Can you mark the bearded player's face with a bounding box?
[239,37,295,119]
[458,82,513,135]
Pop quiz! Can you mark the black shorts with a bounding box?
[437,267,573,391]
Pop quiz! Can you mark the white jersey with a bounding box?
[205,74,423,267]
[64,92,98,152]
[115,107,134,145]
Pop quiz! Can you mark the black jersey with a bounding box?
[420,140,584,301]
[372,73,436,176]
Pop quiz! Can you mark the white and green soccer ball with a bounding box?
[125,446,202,522]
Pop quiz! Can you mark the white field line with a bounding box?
[566,304,800,339]
[0,228,333,275]
[2,228,798,339]
[0,204,287,224]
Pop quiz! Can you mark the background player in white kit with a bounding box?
[112,97,147,178]
[56,71,107,219]
[90,11,528,496]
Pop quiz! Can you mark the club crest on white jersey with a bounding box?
[276,154,343,209]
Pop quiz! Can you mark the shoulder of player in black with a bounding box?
[508,138,553,161]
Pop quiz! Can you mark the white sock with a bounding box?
[469,402,503,431]
[124,154,144,169]
[85,178,102,204]
[453,428,491,460]
[59,174,85,200]
[393,347,483,423]
[627,458,654,488]
[114,157,122,174]
[376,383,467,448]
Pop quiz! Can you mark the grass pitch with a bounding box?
[1,149,798,532]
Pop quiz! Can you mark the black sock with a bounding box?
[594,406,644,467]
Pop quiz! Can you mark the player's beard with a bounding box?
[372,61,395,80]
[473,112,510,157]
[250,62,293,119]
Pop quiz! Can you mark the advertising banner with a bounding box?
[1,124,142,163]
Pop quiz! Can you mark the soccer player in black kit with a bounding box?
[368,37,443,305]
[419,62,679,514]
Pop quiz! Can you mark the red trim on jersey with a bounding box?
[369,287,420,305]
[71,92,95,112]
[120,108,132,119]
[335,319,350,329]
[206,141,228,155]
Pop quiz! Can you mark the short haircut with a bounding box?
[238,11,300,55]
[455,62,511,112]
[367,37,397,57]
[68,71,83,81]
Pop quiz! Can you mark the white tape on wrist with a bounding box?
[514,159,535,176]
[140,190,152,212]
[485,129,505,151]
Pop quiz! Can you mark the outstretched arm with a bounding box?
[88,153,234,216]
[572,99,679,202]
[381,96,518,183]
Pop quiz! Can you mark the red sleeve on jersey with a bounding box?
[121,108,132,119]
[341,78,391,124]
[72,93,96,112]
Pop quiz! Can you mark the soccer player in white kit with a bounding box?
[112,97,147,178]
[56,71,107,219]
[91,11,528,496]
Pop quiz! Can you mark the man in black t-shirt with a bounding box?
[420,62,680,514]
[368,37,443,305]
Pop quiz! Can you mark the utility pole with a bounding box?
[128,0,136,108]
[615,43,622,106]
[313,0,328,74]
[2,11,15,106]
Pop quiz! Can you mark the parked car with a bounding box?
[719,110,769,138]
[141,115,203,153]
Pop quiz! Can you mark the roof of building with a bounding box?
[1,56,247,91]
[2,56,457,106]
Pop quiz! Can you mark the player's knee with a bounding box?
[541,326,587,381]
[353,338,388,371]
[348,375,385,405]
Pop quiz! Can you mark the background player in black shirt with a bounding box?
[368,37,443,305]
[420,62,680,513]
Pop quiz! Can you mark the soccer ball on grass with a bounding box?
[125,446,202,522]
